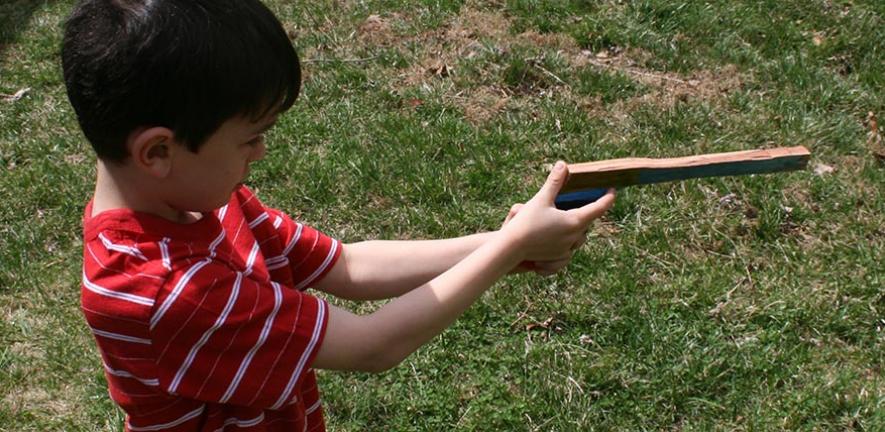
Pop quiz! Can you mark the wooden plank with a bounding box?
[560,146,811,193]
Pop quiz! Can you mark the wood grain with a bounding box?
[561,146,811,193]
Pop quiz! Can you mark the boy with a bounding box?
[63,0,615,430]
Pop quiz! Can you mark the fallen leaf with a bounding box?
[708,302,726,316]
[64,154,87,165]
[364,14,383,25]
[405,98,423,109]
[718,193,739,207]
[358,14,389,36]
[813,163,835,175]
[426,61,451,77]
[525,317,555,331]
[811,31,824,46]
[283,23,298,40]
[866,111,884,163]
[1,87,30,102]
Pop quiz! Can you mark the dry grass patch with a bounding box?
[357,13,402,46]
[456,85,510,124]
[356,6,752,125]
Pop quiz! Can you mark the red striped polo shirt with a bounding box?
[81,186,341,431]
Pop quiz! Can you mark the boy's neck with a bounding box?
[92,160,201,224]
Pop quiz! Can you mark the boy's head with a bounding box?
[62,0,300,163]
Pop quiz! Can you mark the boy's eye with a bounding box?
[246,135,263,146]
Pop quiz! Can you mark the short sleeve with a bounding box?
[264,209,341,290]
[149,261,328,409]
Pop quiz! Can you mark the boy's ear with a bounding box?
[128,127,178,178]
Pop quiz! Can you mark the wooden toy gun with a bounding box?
[554,146,811,209]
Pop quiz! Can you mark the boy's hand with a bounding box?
[502,204,569,276]
[501,161,615,264]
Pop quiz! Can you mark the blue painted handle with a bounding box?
[554,188,608,210]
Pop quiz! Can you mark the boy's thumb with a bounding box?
[538,161,569,203]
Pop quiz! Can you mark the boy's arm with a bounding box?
[313,204,575,301]
[314,231,522,372]
[312,163,615,372]
[312,233,494,300]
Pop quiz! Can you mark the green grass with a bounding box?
[2,0,884,430]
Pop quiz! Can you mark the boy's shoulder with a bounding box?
[80,186,262,320]
[81,187,260,281]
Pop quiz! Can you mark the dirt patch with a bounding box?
[2,383,80,419]
[394,10,512,88]
[457,85,511,124]
[349,6,749,124]
[357,13,401,46]
[573,49,746,108]
[447,9,510,40]
[516,30,581,53]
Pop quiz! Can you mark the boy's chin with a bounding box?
[176,194,234,215]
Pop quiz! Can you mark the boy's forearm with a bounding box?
[367,233,522,367]
[315,163,615,373]
[331,232,497,300]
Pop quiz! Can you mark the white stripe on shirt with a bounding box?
[98,232,148,260]
[150,230,224,330]
[127,405,206,431]
[149,258,211,330]
[208,230,226,258]
[247,212,269,229]
[217,205,229,223]
[103,362,160,386]
[271,299,326,409]
[242,242,260,277]
[219,281,283,403]
[82,271,155,307]
[281,223,304,257]
[295,240,339,290]
[91,327,151,345]
[212,413,265,432]
[305,398,322,414]
[158,237,172,271]
[265,258,289,271]
[169,272,243,393]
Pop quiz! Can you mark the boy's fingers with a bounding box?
[536,161,570,204]
[570,188,616,224]
[533,257,571,275]
[571,233,588,251]
[503,203,524,226]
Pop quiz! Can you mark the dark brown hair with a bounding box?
[62,0,300,162]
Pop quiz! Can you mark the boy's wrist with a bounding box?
[492,227,528,264]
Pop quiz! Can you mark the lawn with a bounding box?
[1,0,883,430]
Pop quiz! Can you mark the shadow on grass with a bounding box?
[0,0,56,59]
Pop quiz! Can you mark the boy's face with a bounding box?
[164,114,275,213]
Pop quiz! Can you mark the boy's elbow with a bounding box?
[320,306,411,373]
[361,347,406,373]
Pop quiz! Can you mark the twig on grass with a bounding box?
[1,88,30,102]
[532,62,569,87]
[584,57,694,86]
[303,55,379,64]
